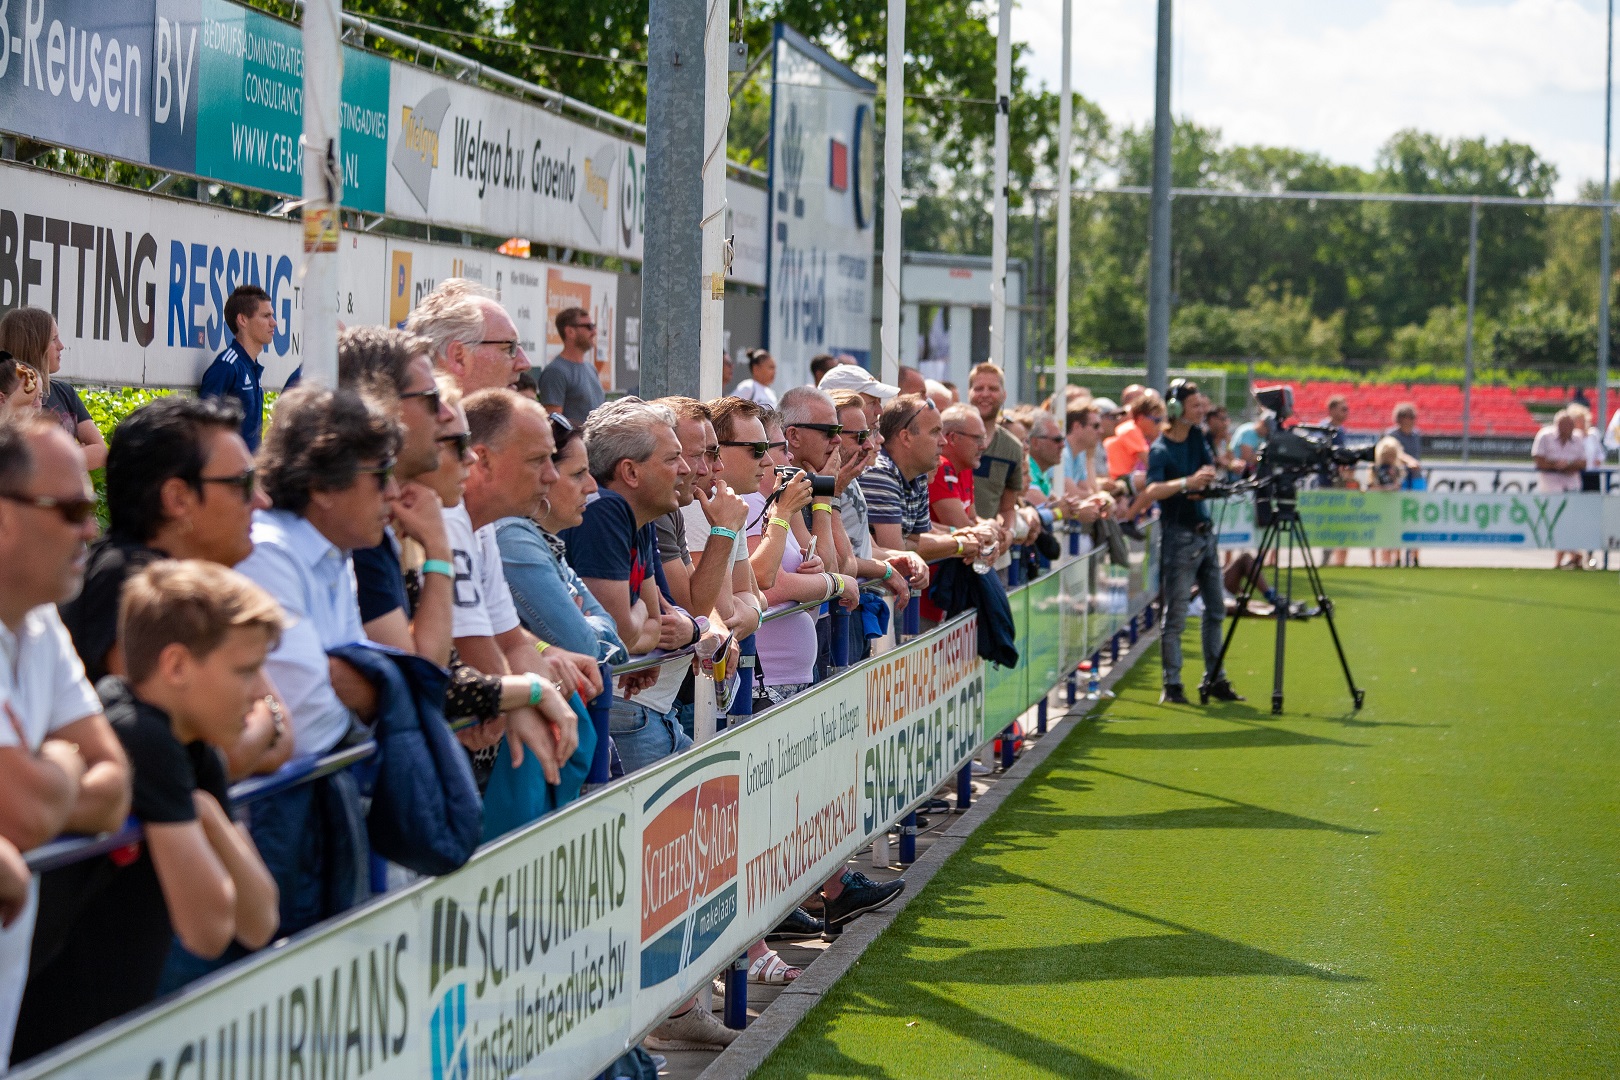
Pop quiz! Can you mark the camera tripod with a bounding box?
[1205,491,1365,715]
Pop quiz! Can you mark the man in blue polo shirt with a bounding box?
[199,285,277,451]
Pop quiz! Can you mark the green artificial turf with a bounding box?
[756,568,1620,1079]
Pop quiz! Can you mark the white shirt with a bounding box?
[681,499,747,563]
[0,605,103,1065]
[732,379,778,407]
[442,505,521,639]
[235,509,368,756]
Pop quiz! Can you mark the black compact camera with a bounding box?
[775,465,836,498]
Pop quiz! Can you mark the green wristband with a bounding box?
[709,526,739,540]
[526,673,544,707]
[422,559,454,579]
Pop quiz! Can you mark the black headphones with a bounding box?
[1165,379,1197,421]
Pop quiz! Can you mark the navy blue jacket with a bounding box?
[199,338,265,450]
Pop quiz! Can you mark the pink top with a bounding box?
[744,493,818,687]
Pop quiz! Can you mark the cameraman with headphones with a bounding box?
[1135,380,1244,705]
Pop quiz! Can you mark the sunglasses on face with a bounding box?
[844,428,872,445]
[719,439,788,459]
[438,431,472,458]
[567,322,597,333]
[1,491,97,525]
[199,468,257,502]
[479,339,521,358]
[789,422,844,438]
[702,445,722,462]
[895,398,938,434]
[400,386,442,413]
[1032,433,1065,443]
[358,459,396,489]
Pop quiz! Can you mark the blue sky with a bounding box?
[1011,0,1610,197]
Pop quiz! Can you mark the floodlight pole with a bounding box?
[989,0,1012,371]
[643,0,707,398]
[1145,0,1173,394]
[879,0,906,386]
[300,0,342,389]
[1599,0,1614,446]
[1461,198,1480,462]
[1053,0,1073,489]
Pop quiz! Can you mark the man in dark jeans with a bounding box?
[1138,381,1244,706]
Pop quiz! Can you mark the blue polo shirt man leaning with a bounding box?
[199,285,277,451]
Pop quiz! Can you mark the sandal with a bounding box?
[748,950,802,985]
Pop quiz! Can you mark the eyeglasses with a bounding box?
[894,398,938,434]
[843,428,872,445]
[1032,433,1064,443]
[358,459,396,489]
[438,431,472,458]
[702,445,722,461]
[566,322,597,333]
[199,468,257,502]
[719,439,787,459]
[479,339,521,358]
[0,491,98,525]
[400,386,442,413]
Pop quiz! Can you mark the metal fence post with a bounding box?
[830,606,850,669]
[588,666,613,784]
[898,811,918,863]
[1037,697,1048,734]
[1000,724,1016,770]
[957,762,973,810]
[725,636,757,730]
[724,953,749,1029]
[1068,528,1080,556]
[1066,669,1078,704]
[903,595,920,639]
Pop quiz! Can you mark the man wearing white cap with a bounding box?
[818,363,901,430]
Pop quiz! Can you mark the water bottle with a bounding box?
[1084,660,1114,701]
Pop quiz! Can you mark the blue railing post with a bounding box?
[902,595,920,639]
[1037,697,1048,734]
[726,636,757,729]
[1068,527,1080,556]
[1066,670,1077,705]
[1129,614,1140,646]
[588,664,613,784]
[724,953,749,1029]
[1000,724,1016,770]
[1110,632,1121,663]
[898,811,918,863]
[957,762,973,810]
[830,606,849,669]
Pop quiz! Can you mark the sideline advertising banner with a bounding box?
[17,605,997,1080]
[1208,489,1610,551]
[0,160,386,388]
[765,24,876,385]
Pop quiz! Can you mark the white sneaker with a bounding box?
[970,760,993,776]
[644,1005,740,1051]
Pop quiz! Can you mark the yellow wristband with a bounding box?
[534,639,551,655]
[769,516,790,531]
[811,502,833,514]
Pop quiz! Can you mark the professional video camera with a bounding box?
[1205,384,1367,715]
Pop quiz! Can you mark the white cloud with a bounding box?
[1008,0,1612,196]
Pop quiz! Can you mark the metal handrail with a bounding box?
[21,556,1063,874]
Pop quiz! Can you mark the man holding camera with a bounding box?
[1138,381,1244,706]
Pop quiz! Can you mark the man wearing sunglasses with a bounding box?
[0,413,133,1067]
[60,396,291,782]
[338,328,460,673]
[234,387,403,936]
[536,306,605,427]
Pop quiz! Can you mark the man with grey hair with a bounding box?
[405,278,532,394]
[560,397,698,775]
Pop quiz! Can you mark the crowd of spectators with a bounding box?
[12,278,1619,1068]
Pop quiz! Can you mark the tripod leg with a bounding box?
[1271,521,1291,715]
[1289,521,1365,711]
[1204,521,1276,704]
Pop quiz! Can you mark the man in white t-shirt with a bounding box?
[459,390,606,773]
[0,415,131,1066]
[1532,409,1586,494]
